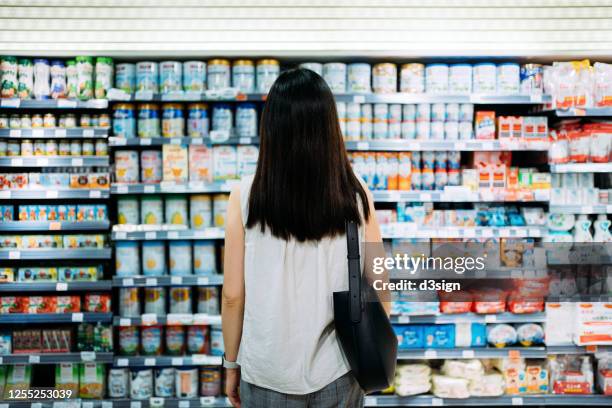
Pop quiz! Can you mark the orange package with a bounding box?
[439,290,473,314]
[28,296,57,314]
[472,288,507,314]
[57,296,81,313]
[83,294,111,313]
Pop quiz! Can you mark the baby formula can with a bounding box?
[144,287,166,316]
[256,59,280,94]
[416,103,431,122]
[118,326,139,355]
[117,196,139,225]
[108,368,129,398]
[520,64,543,94]
[388,104,402,139]
[473,63,496,93]
[430,121,444,140]
[237,144,257,176]
[155,368,175,398]
[75,56,94,100]
[449,64,473,94]
[323,63,347,94]
[116,242,140,277]
[169,241,192,276]
[360,104,373,139]
[197,287,220,314]
[416,121,430,140]
[136,61,159,93]
[190,195,212,229]
[232,60,255,94]
[141,326,163,355]
[210,327,224,356]
[142,241,166,276]
[95,57,113,99]
[50,60,67,99]
[165,195,188,226]
[422,151,435,171]
[141,196,163,225]
[114,150,139,183]
[95,139,108,156]
[115,63,136,94]
[445,121,459,140]
[185,103,208,138]
[372,63,397,94]
[434,168,448,190]
[458,121,473,140]
[33,58,50,100]
[299,62,323,76]
[446,103,459,122]
[236,103,258,137]
[212,194,229,227]
[165,326,185,355]
[187,325,209,354]
[113,103,136,138]
[159,61,182,94]
[347,63,371,94]
[459,103,474,122]
[169,286,192,313]
[140,150,162,184]
[183,61,206,92]
[119,287,141,317]
[421,169,434,191]
[207,59,231,90]
[434,151,448,171]
[400,63,425,93]
[345,116,360,141]
[193,241,216,275]
[373,103,388,139]
[346,102,361,120]
[401,120,416,139]
[447,150,461,171]
[130,368,153,400]
[137,103,160,138]
[162,103,184,137]
[497,63,520,94]
[175,368,198,398]
[431,103,446,122]
[425,63,449,93]
[212,104,233,132]
[17,58,33,99]
[402,104,416,121]
[200,368,221,397]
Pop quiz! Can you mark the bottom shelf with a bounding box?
[0,398,231,408]
[365,394,612,406]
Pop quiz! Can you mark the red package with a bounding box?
[28,296,57,314]
[83,293,111,313]
[57,296,81,313]
[472,289,506,314]
[0,296,23,313]
[439,290,473,314]
[508,291,544,314]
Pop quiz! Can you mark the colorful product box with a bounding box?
[188,145,213,182]
[393,325,424,349]
[56,296,81,313]
[475,111,496,139]
[424,324,456,348]
[162,145,189,182]
[212,146,238,181]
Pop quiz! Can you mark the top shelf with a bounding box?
[0,99,109,109]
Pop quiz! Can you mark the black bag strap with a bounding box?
[346,220,361,324]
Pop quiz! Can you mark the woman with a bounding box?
[221,68,383,407]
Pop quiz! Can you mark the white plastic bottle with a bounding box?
[572,214,593,243]
[593,214,612,242]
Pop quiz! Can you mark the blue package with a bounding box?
[470,323,487,347]
[393,325,424,349]
[424,324,455,348]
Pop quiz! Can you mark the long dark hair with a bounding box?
[246,68,370,242]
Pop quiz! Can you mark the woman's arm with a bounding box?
[221,186,245,407]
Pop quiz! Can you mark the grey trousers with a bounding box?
[240,373,364,408]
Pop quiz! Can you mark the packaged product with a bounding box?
[140,150,162,184]
[114,150,139,183]
[3,365,31,399]
[516,323,544,346]
[210,327,224,356]
[475,111,496,140]
[549,355,594,394]
[56,296,81,313]
[0,366,6,398]
[394,363,431,397]
[108,368,129,398]
[197,287,220,315]
[212,145,238,181]
[393,325,424,349]
[142,241,166,276]
[115,241,140,277]
[141,326,163,356]
[574,302,612,345]
[237,145,259,177]
[454,322,486,347]
[119,287,141,317]
[597,356,612,395]
[551,60,592,109]
[162,145,188,182]
[141,196,163,225]
[117,196,139,225]
[130,368,153,400]
[190,195,212,229]
[118,326,139,356]
[472,288,506,314]
[213,194,229,227]
[155,368,175,397]
[424,324,455,348]
[431,374,470,399]
[0,331,11,354]
[493,358,526,395]
[165,326,186,355]
[186,325,209,354]
[525,360,549,394]
[169,242,192,276]
[79,362,105,399]
[56,363,79,395]
[594,62,612,107]
[165,195,188,226]
[468,371,505,397]
[28,296,57,314]
[441,359,484,381]
[487,324,517,348]
[175,368,198,398]
[188,145,212,182]
[193,241,216,275]
[83,293,111,313]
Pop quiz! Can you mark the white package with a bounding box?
[432,374,470,399]
[441,359,484,381]
[468,371,505,397]
[394,363,431,396]
[545,302,575,346]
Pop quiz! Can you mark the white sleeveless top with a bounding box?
[237,175,364,394]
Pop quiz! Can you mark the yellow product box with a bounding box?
[162,145,189,182]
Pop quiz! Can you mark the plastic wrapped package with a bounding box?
[472,288,506,314]
[393,325,424,349]
[431,374,470,399]
[574,302,612,346]
[525,360,549,394]
[424,324,455,348]
[593,62,612,107]
[468,371,505,396]
[394,364,431,397]
[441,359,485,381]
[487,324,517,348]
[516,323,544,347]
[545,302,574,346]
[493,358,526,395]
[439,290,472,314]
[455,322,486,347]
[549,355,594,394]
[597,355,612,395]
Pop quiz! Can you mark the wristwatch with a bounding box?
[222,353,240,369]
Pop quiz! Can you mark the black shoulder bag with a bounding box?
[333,220,397,393]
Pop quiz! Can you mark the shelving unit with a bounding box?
[0,156,109,167]
[0,221,110,231]
[114,355,222,367]
[0,189,110,199]
[0,281,111,292]
[114,313,222,326]
[0,99,108,109]
[0,313,112,324]
[549,163,612,173]
[109,136,258,147]
[380,225,546,239]
[0,248,112,260]
[390,313,547,324]
[364,395,612,407]
[0,352,113,364]
[111,228,225,241]
[113,275,223,287]
[0,398,232,408]
[111,182,233,195]
[0,128,108,138]
[345,140,549,152]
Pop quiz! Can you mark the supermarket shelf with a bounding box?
[381,225,545,239]
[112,181,234,195]
[0,189,109,199]
[114,355,222,367]
[0,248,112,260]
[0,352,113,365]
[371,189,550,203]
[108,88,267,102]
[345,139,549,152]
[0,221,110,232]
[549,163,612,173]
[0,127,108,138]
[0,398,233,408]
[549,204,612,214]
[112,228,225,241]
[0,156,109,167]
[0,281,111,292]
[113,275,223,287]
[364,395,612,407]
[397,347,547,359]
[391,312,546,324]
[0,98,108,109]
[114,313,222,326]
[555,107,612,117]
[0,312,112,324]
[109,136,258,147]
